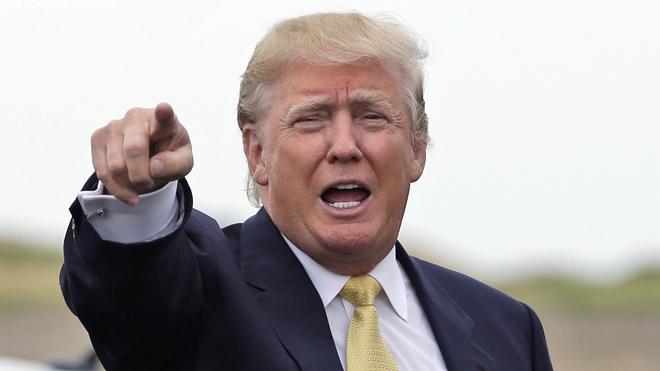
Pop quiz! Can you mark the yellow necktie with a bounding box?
[340,275,398,371]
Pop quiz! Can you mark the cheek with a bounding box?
[268,137,325,185]
[368,138,414,176]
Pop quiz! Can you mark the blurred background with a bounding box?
[1,0,659,370]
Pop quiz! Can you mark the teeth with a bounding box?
[329,201,361,209]
[335,184,360,190]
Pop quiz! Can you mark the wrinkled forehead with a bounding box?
[270,60,407,107]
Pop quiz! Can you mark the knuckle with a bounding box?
[123,141,147,157]
[124,107,146,119]
[108,159,126,175]
[106,119,122,131]
[91,127,106,146]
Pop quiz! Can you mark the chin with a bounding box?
[317,224,384,255]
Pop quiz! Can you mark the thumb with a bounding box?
[149,145,194,181]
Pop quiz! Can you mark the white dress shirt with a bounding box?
[284,237,447,371]
[78,181,180,244]
[78,183,448,371]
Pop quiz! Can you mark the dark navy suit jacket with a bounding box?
[61,176,553,370]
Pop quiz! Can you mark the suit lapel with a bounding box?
[235,209,496,371]
[239,209,343,371]
[396,244,498,371]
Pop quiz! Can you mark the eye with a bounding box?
[359,111,389,129]
[364,113,385,120]
[292,116,327,132]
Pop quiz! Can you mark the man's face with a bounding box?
[244,61,426,274]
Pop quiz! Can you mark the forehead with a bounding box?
[271,61,404,104]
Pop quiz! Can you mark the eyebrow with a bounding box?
[282,95,336,122]
[281,89,401,122]
[348,90,401,118]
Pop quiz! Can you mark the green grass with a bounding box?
[0,241,61,263]
[500,269,660,315]
[0,241,64,311]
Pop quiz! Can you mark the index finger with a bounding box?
[151,102,180,138]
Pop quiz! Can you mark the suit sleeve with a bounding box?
[60,174,221,370]
[522,303,554,371]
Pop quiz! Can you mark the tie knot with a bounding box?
[340,275,381,307]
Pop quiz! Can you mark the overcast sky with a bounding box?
[1,0,658,281]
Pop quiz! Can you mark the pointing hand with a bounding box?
[90,103,193,205]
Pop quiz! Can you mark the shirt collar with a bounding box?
[282,235,408,321]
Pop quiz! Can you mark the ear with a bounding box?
[243,125,268,186]
[409,140,427,183]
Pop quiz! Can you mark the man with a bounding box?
[61,12,553,371]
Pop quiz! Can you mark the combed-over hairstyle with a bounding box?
[238,12,429,206]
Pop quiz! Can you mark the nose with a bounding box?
[325,112,363,163]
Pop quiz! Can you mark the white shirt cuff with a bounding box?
[77,180,181,244]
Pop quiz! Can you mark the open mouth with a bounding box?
[320,183,371,209]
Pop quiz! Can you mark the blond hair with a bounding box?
[238,12,429,206]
